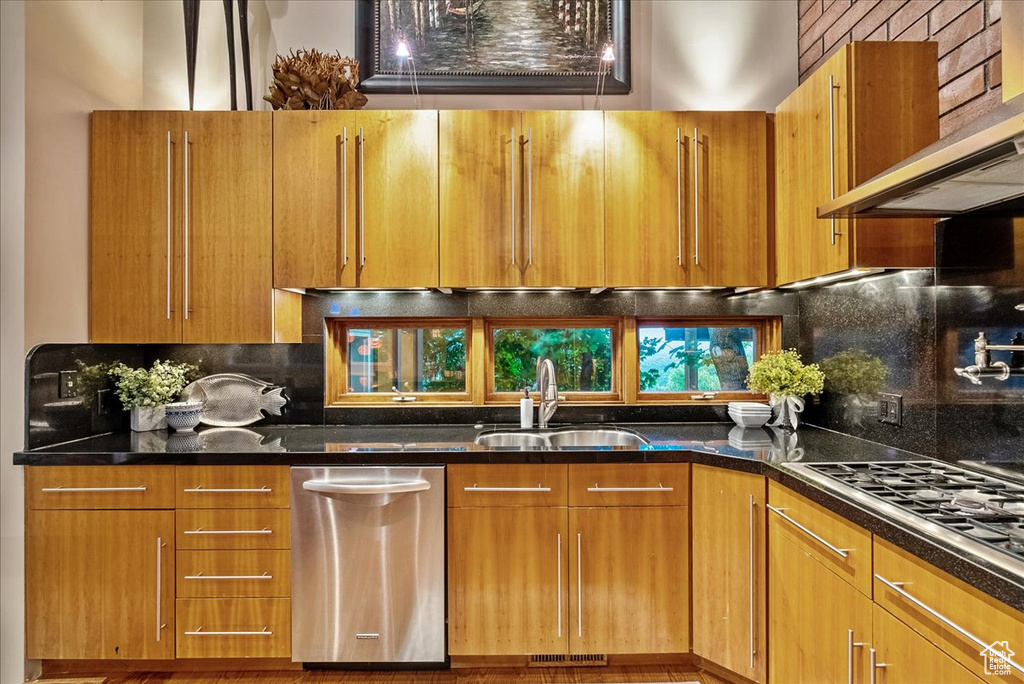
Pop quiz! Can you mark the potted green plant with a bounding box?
[108,360,200,432]
[746,349,825,431]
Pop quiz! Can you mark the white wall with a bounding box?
[1,2,28,682]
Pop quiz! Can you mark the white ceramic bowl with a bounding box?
[728,409,770,428]
[728,401,772,414]
[165,401,204,432]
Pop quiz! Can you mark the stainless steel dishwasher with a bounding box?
[290,466,445,665]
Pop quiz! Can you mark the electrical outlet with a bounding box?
[58,370,78,399]
[96,388,113,416]
[878,392,902,426]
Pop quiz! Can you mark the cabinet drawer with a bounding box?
[874,538,1024,682]
[175,598,290,658]
[26,466,175,509]
[767,482,872,596]
[448,464,567,507]
[569,463,689,507]
[175,466,290,509]
[176,550,290,598]
[176,509,290,550]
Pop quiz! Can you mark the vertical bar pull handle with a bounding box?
[693,126,700,266]
[556,532,562,638]
[870,648,887,684]
[676,127,683,266]
[166,131,172,320]
[156,536,165,642]
[576,532,582,638]
[749,495,756,670]
[527,126,533,266]
[359,126,366,266]
[828,75,843,246]
[848,629,867,684]
[510,126,517,266]
[183,130,190,320]
[341,126,348,267]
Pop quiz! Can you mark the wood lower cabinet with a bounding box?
[448,506,568,656]
[26,509,175,660]
[691,466,765,681]
[768,522,872,684]
[605,111,770,288]
[90,111,290,343]
[175,598,291,659]
[871,604,984,684]
[774,41,939,285]
[273,110,438,289]
[569,506,689,654]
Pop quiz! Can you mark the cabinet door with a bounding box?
[357,110,439,288]
[688,112,770,287]
[91,111,183,342]
[273,111,357,288]
[26,510,175,659]
[768,523,872,684]
[775,50,850,285]
[692,466,765,681]
[183,112,273,343]
[520,111,605,287]
[569,507,689,655]
[448,507,568,656]
[604,111,689,288]
[440,110,522,288]
[872,605,985,684]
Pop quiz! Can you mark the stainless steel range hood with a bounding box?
[817,95,1024,219]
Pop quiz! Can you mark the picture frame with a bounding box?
[354,0,631,94]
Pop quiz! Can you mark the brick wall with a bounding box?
[798,0,1004,137]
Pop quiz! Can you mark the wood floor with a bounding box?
[45,667,712,684]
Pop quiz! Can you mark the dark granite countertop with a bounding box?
[14,422,1024,611]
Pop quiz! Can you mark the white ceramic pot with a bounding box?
[130,405,167,432]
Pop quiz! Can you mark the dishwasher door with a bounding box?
[291,466,445,664]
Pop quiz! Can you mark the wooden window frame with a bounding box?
[325,318,474,406]
[484,317,624,405]
[631,317,780,405]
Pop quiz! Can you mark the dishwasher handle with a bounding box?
[302,479,431,496]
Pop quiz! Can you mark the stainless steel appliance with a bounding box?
[786,461,1024,581]
[290,466,445,665]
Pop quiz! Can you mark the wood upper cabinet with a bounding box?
[605,111,770,288]
[775,41,939,285]
[26,509,175,659]
[569,506,689,655]
[440,110,604,288]
[768,522,873,684]
[274,110,439,289]
[91,111,286,343]
[691,466,765,681]
[872,604,985,684]
[448,505,569,656]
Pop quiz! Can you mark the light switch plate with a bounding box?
[878,392,902,426]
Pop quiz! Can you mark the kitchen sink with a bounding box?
[474,427,649,449]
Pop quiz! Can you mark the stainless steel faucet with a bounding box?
[536,357,560,428]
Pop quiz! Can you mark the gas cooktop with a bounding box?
[785,460,1024,580]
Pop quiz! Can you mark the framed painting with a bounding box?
[354,0,631,94]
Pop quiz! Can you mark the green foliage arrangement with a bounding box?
[820,349,888,396]
[746,349,825,397]
[108,360,201,410]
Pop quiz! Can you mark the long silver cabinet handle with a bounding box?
[184,129,190,320]
[166,130,172,320]
[185,627,272,636]
[341,126,349,266]
[576,532,583,638]
[463,484,551,492]
[42,486,147,493]
[304,480,430,495]
[875,573,1024,675]
[749,495,756,670]
[587,484,673,492]
[359,126,366,266]
[510,126,517,265]
[869,648,887,684]
[526,126,533,266]
[676,127,683,266]
[183,528,272,535]
[828,74,843,246]
[556,532,562,638]
[156,536,165,642]
[847,629,866,684]
[183,486,272,493]
[693,126,700,266]
[184,572,272,580]
[767,504,852,558]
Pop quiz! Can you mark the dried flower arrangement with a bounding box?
[264,48,368,111]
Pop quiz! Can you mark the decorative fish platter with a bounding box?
[180,373,287,427]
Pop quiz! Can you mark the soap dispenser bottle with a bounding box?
[520,387,534,429]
